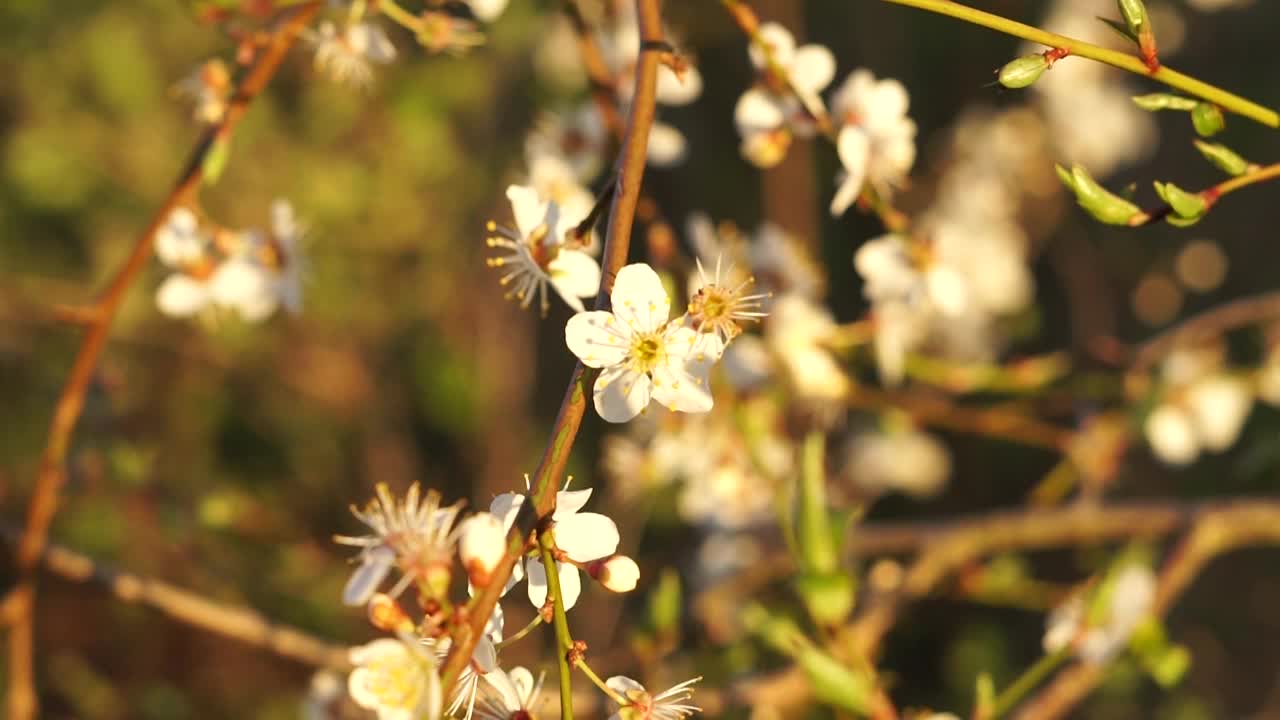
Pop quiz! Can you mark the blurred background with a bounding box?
[2,0,1280,717]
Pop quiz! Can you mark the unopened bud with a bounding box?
[459,512,507,588]
[1117,0,1158,69]
[368,593,414,633]
[1131,93,1196,112]
[1153,181,1208,226]
[1118,0,1150,35]
[1056,164,1147,226]
[1193,141,1251,177]
[590,555,640,593]
[1191,103,1225,137]
[998,54,1050,89]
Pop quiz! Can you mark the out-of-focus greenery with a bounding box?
[2,1,1280,718]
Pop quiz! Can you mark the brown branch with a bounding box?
[439,0,665,692]
[1129,290,1280,375]
[1,527,349,670]
[845,385,1072,451]
[2,6,320,717]
[845,499,1280,660]
[1013,504,1280,719]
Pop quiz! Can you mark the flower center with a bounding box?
[629,332,666,374]
[366,655,423,708]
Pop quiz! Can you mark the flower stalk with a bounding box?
[540,530,577,720]
[879,0,1279,128]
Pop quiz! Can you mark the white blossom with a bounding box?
[606,675,701,720]
[347,637,443,720]
[489,481,620,610]
[487,184,601,315]
[1043,565,1156,663]
[566,263,721,422]
[335,483,462,605]
[829,70,917,215]
[313,21,397,88]
[733,23,834,168]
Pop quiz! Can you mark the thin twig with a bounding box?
[2,6,320,717]
[1131,161,1280,226]
[440,0,666,692]
[1129,290,1280,374]
[846,499,1280,659]
[879,0,1279,127]
[1,527,350,670]
[1013,504,1280,719]
[845,385,1072,451]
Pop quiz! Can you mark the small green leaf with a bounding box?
[1193,141,1251,176]
[1132,93,1197,112]
[201,131,231,186]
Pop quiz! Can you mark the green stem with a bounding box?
[798,431,836,575]
[988,648,1071,718]
[540,531,576,720]
[1212,162,1280,197]
[496,614,544,650]
[577,658,628,705]
[880,0,1280,128]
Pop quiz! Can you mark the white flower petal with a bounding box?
[831,127,871,216]
[554,512,620,562]
[506,185,549,239]
[554,488,593,519]
[558,561,582,609]
[566,311,632,368]
[525,557,582,610]
[342,545,396,606]
[155,275,210,317]
[750,22,796,70]
[650,327,715,414]
[790,44,836,95]
[593,365,653,423]
[646,122,688,167]
[734,88,785,132]
[1145,404,1200,465]
[657,64,702,106]
[609,263,671,333]
[489,492,525,532]
[469,0,509,22]
[549,250,601,307]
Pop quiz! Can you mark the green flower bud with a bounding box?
[1192,103,1226,137]
[741,605,873,713]
[1154,181,1208,225]
[998,54,1050,89]
[1132,93,1197,112]
[1193,141,1251,177]
[1057,164,1147,226]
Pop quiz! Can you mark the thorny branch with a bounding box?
[1,5,321,717]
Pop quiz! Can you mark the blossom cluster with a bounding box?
[153,202,303,322]
[329,480,693,720]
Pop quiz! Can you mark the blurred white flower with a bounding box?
[606,675,701,720]
[347,637,443,720]
[591,554,641,593]
[489,482,619,610]
[466,0,509,22]
[845,428,951,499]
[486,184,601,315]
[313,21,397,88]
[765,294,849,401]
[1043,565,1156,663]
[829,70,917,215]
[566,264,721,422]
[171,59,230,124]
[1144,364,1252,466]
[732,23,833,168]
